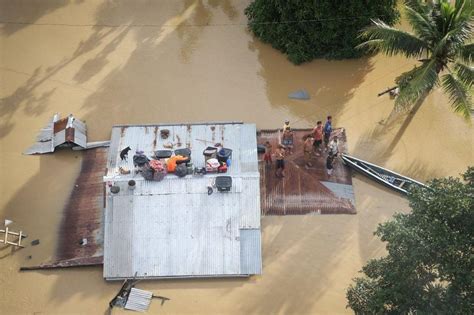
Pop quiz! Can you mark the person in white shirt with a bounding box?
[328,136,339,157]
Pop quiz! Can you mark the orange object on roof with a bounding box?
[167,155,188,173]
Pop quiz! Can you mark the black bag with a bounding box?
[175,164,187,178]
[133,154,149,167]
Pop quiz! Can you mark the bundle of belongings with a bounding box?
[133,148,194,181]
[133,151,167,182]
[204,147,232,173]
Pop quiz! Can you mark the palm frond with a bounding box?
[357,19,427,58]
[442,0,473,46]
[395,60,439,108]
[404,6,436,45]
[459,43,474,63]
[454,62,474,87]
[403,0,429,14]
[442,73,473,119]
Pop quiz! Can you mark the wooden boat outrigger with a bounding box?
[341,154,428,194]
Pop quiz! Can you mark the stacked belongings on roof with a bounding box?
[133,151,149,167]
[149,160,167,181]
[133,150,168,182]
[167,155,190,177]
[204,146,232,173]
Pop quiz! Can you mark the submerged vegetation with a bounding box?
[358,0,473,118]
[347,167,474,314]
[245,0,399,64]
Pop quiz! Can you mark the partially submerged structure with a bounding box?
[24,114,87,154]
[103,122,262,280]
[258,128,356,215]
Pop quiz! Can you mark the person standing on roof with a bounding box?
[303,134,314,168]
[283,120,291,132]
[312,120,323,156]
[282,127,294,155]
[275,144,286,178]
[323,115,332,150]
[328,136,339,157]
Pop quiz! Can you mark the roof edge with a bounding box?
[112,121,244,128]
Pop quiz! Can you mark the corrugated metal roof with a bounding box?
[321,181,355,205]
[103,123,261,280]
[240,229,262,275]
[124,288,153,312]
[24,114,87,154]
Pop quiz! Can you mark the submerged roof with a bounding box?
[103,122,261,280]
[24,113,87,154]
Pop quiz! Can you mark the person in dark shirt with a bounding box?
[326,153,335,176]
[323,115,332,150]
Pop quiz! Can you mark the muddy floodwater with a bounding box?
[0,1,472,314]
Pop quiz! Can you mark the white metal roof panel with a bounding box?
[240,229,262,275]
[124,288,152,312]
[103,122,261,279]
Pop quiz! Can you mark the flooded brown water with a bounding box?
[0,1,472,314]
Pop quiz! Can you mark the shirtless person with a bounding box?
[275,144,286,178]
[312,121,323,156]
[282,127,294,155]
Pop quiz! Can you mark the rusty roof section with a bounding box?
[21,147,107,270]
[56,147,107,261]
[258,128,356,215]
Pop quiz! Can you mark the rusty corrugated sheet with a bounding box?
[258,128,356,215]
[56,147,108,261]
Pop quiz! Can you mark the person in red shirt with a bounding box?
[312,120,323,156]
[263,141,272,165]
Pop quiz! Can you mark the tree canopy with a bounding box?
[245,0,399,64]
[358,0,473,118]
[346,167,474,314]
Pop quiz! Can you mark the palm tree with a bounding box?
[359,0,473,120]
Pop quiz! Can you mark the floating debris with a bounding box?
[31,239,40,246]
[109,277,168,313]
[288,89,310,100]
[0,226,27,248]
[125,288,153,312]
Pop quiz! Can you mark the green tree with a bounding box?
[346,167,474,314]
[245,0,399,64]
[358,0,473,118]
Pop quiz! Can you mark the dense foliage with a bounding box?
[347,167,474,314]
[359,0,473,118]
[245,0,399,64]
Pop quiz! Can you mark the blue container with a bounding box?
[217,148,232,163]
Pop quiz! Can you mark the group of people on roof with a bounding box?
[263,115,340,178]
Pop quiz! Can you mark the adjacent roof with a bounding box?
[24,113,87,154]
[103,122,261,280]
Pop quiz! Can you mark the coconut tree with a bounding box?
[358,0,472,146]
